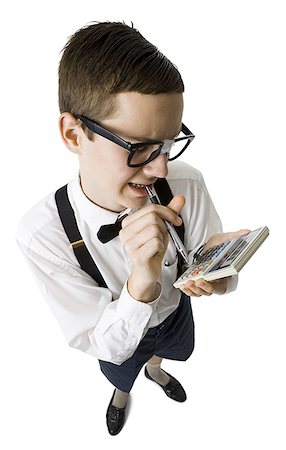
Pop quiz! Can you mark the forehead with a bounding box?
[103,92,184,140]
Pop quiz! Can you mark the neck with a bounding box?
[79,174,124,213]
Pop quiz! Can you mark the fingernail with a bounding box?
[176,216,182,225]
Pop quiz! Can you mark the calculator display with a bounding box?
[209,238,248,271]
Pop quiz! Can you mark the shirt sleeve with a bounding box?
[16,239,161,365]
[179,170,223,258]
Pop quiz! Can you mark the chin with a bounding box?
[119,185,149,210]
[123,196,148,210]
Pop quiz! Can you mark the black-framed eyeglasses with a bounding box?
[76,114,195,168]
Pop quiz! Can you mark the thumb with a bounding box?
[167,194,186,216]
[220,229,251,241]
[204,228,251,252]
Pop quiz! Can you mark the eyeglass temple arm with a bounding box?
[76,115,131,149]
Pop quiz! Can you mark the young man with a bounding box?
[16,22,246,435]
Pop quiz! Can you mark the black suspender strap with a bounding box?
[55,185,108,288]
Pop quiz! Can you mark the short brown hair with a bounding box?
[58,22,184,137]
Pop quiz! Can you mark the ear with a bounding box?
[59,112,82,154]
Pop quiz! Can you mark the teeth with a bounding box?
[131,183,149,189]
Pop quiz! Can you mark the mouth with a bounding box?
[128,182,154,189]
[127,182,155,196]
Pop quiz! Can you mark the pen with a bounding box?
[145,185,189,265]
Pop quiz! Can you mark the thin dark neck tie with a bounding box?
[97,214,128,243]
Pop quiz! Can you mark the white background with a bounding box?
[1,0,285,448]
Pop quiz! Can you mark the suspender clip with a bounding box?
[70,239,85,249]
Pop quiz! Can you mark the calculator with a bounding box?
[173,226,269,288]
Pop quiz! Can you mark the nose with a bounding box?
[142,154,168,178]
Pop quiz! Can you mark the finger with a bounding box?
[219,229,250,242]
[121,210,167,237]
[195,279,213,294]
[180,285,202,297]
[180,280,213,297]
[134,232,169,263]
[132,236,166,264]
[166,195,185,216]
[209,277,229,295]
[122,223,167,253]
[224,228,250,240]
[203,229,251,252]
[122,203,183,228]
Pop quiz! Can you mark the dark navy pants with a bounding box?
[99,293,195,393]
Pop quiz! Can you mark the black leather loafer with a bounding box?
[106,389,127,435]
[144,366,187,402]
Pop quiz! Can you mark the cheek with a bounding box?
[81,138,138,187]
[96,146,137,188]
[81,140,119,172]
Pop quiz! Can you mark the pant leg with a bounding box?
[99,293,195,392]
[99,327,157,393]
[155,293,195,361]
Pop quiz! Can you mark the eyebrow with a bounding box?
[123,129,181,143]
[125,136,162,143]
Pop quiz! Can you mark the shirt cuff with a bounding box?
[116,281,162,319]
[225,274,238,294]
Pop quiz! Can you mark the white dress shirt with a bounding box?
[16,161,237,365]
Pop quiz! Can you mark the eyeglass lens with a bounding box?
[129,139,189,166]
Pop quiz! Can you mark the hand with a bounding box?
[179,229,250,297]
[120,195,185,301]
[202,229,250,253]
